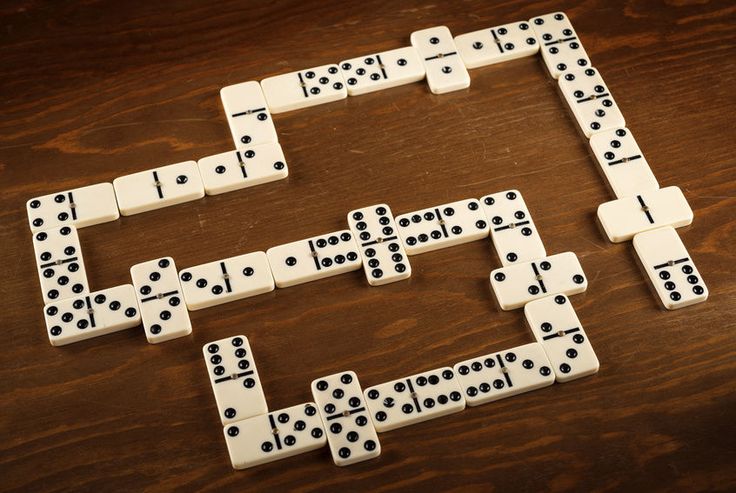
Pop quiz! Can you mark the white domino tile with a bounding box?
[339,46,425,96]
[26,183,119,232]
[395,198,489,255]
[220,80,278,148]
[203,335,267,425]
[32,225,89,304]
[347,204,412,286]
[197,144,288,196]
[530,12,591,79]
[524,294,599,382]
[311,371,380,466]
[43,285,140,347]
[454,343,555,406]
[179,252,275,310]
[597,186,693,243]
[261,64,347,114]
[113,161,204,216]
[364,367,465,432]
[558,66,626,138]
[480,190,546,266]
[266,230,362,288]
[633,226,708,310]
[455,21,540,69]
[411,26,470,94]
[489,251,587,310]
[588,127,659,199]
[223,403,326,469]
[130,257,192,343]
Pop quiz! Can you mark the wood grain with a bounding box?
[1,0,735,491]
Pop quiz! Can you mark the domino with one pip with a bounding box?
[113,161,204,216]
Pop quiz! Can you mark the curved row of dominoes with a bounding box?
[26,10,708,470]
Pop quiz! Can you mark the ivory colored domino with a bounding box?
[597,186,693,243]
[113,161,204,216]
[27,183,119,232]
[633,226,708,309]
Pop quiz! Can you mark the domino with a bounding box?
[558,67,626,138]
[130,257,192,343]
[32,225,89,304]
[311,371,380,466]
[480,190,546,265]
[454,343,555,406]
[223,403,326,469]
[530,12,591,79]
[454,21,539,69]
[44,285,140,347]
[266,230,362,288]
[26,183,119,232]
[410,26,470,94]
[113,161,205,216]
[179,252,275,310]
[261,64,347,113]
[489,251,587,310]
[395,198,489,255]
[203,335,267,425]
[197,144,288,196]
[347,204,411,286]
[220,81,278,148]
[596,186,693,243]
[633,226,708,309]
[364,367,465,432]
[524,294,600,382]
[588,128,659,199]
[339,46,425,96]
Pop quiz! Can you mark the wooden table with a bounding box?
[2,1,735,491]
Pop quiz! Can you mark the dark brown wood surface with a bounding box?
[1,0,735,491]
